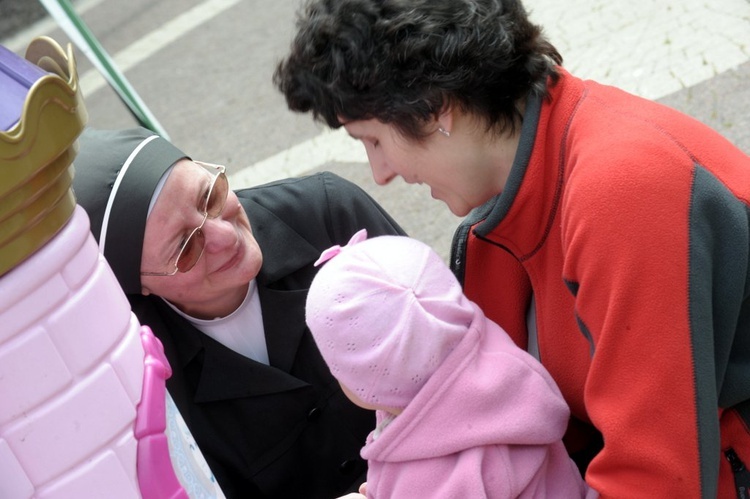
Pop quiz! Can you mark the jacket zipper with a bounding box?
[450,222,470,285]
[725,447,750,498]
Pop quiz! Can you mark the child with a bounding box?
[305,230,591,498]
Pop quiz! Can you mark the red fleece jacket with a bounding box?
[451,68,750,498]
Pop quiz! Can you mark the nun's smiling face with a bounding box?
[140,159,263,319]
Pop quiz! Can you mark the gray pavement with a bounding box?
[0,0,47,38]
[2,0,749,262]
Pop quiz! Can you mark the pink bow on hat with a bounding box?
[314,228,368,267]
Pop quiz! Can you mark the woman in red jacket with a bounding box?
[274,0,750,496]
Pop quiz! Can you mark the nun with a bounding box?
[72,126,405,498]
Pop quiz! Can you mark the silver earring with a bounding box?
[438,127,450,137]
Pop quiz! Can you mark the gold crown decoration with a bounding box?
[0,36,88,276]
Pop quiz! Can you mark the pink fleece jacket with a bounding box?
[360,304,591,498]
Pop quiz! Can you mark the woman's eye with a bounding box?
[175,233,189,255]
[200,187,211,212]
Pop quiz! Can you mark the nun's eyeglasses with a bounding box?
[140,161,229,276]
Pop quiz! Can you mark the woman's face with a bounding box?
[140,159,263,318]
[342,117,513,217]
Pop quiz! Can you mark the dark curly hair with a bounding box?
[274,0,562,140]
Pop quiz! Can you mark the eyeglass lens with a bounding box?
[204,173,228,217]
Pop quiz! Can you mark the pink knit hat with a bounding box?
[306,229,476,410]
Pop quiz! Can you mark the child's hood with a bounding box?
[361,309,571,462]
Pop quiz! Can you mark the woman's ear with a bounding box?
[436,104,454,135]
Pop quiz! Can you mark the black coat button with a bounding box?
[339,459,357,475]
[307,407,320,420]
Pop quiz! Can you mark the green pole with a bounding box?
[37,0,170,139]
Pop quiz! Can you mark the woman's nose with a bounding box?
[366,148,396,185]
[201,217,236,252]
[371,164,396,185]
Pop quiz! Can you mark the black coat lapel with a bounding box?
[194,335,308,402]
[242,196,321,281]
[152,299,307,401]
[259,286,310,373]
[241,194,325,372]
